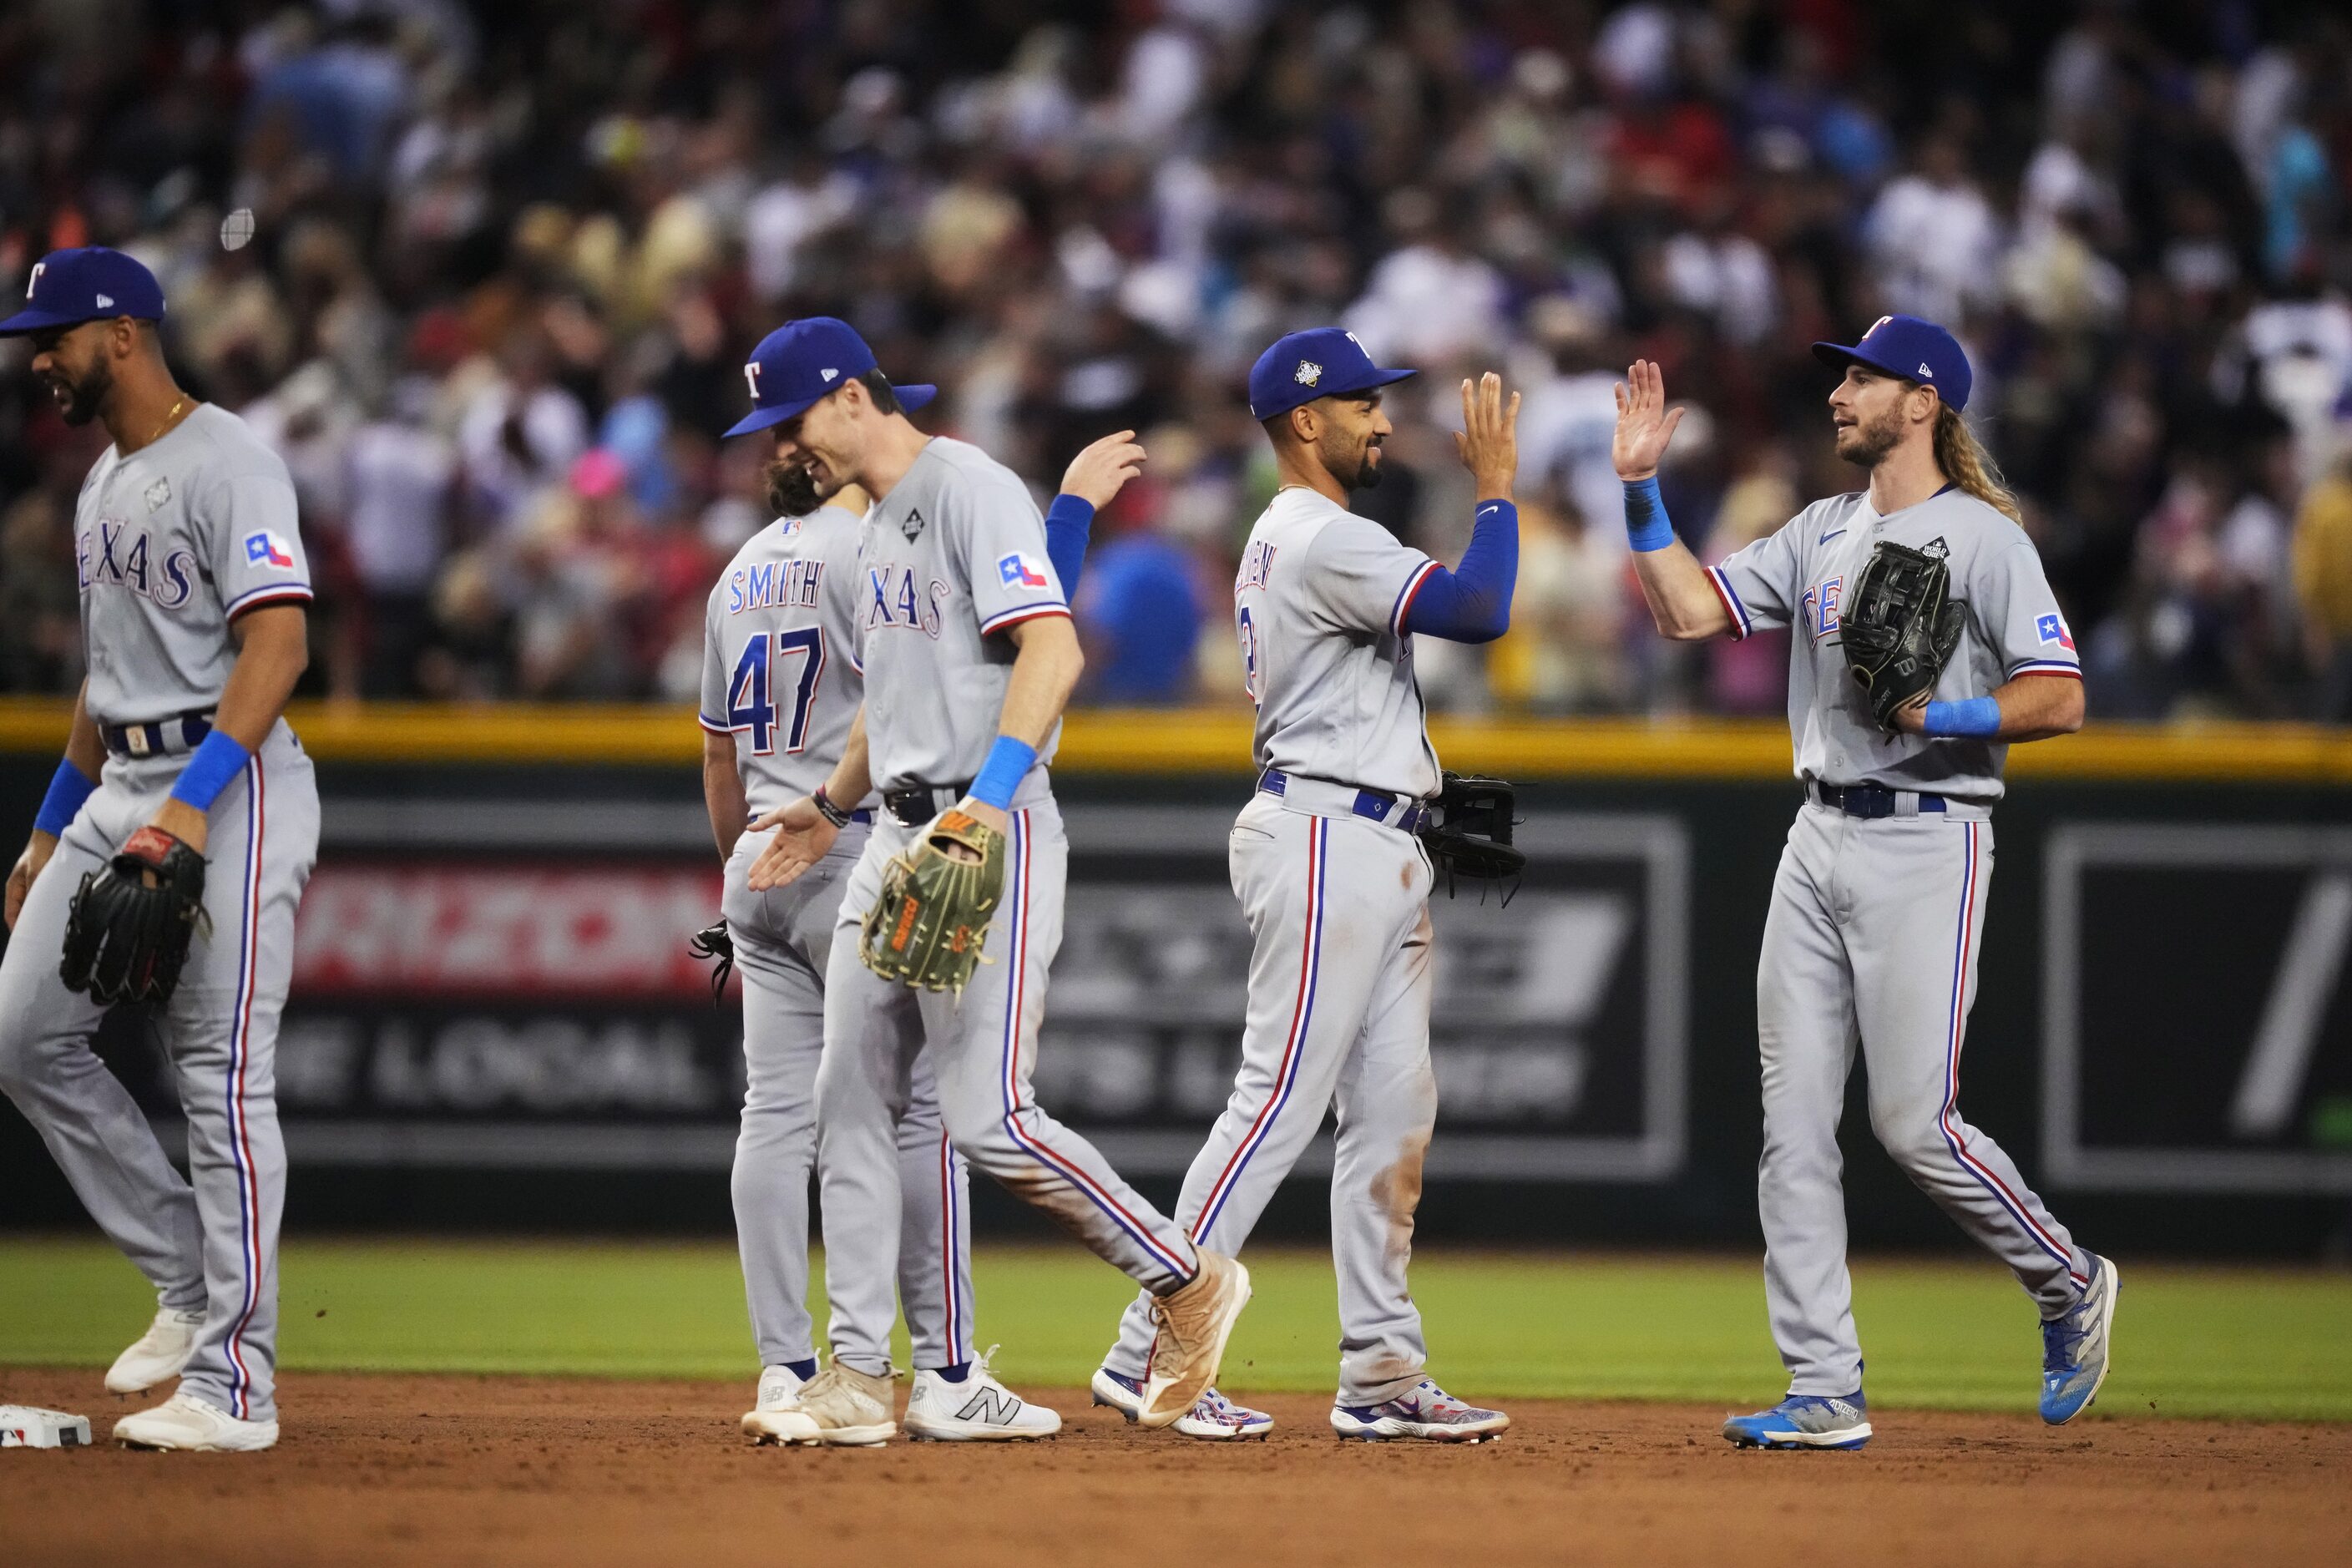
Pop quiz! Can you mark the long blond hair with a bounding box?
[1932,404,2023,523]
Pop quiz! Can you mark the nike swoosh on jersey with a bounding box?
[1818,529,1846,545]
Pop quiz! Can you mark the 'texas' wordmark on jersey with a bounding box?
[74,403,312,726]
[78,518,200,608]
[866,562,950,639]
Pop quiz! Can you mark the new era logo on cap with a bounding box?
[95,293,112,309]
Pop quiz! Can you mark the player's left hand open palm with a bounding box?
[1060,430,1148,511]
[1454,372,1520,498]
[1613,358,1685,480]
[746,796,839,891]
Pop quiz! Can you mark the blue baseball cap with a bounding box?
[1811,314,1971,412]
[1248,327,1416,422]
[0,247,167,336]
[723,316,936,438]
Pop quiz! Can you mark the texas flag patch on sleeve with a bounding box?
[2036,612,2076,651]
[245,530,296,570]
[997,552,1051,591]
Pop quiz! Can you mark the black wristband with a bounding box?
[810,786,852,828]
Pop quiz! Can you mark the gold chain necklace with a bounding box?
[145,395,190,448]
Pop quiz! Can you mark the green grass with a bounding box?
[3,1237,2346,1421]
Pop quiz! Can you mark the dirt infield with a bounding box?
[2,1369,2345,1566]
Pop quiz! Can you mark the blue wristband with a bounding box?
[969,735,1039,812]
[1623,476,1673,553]
[33,758,96,837]
[167,730,253,812]
[1923,696,2001,738]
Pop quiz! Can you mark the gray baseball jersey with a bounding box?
[73,403,313,723]
[1232,487,1442,800]
[1717,483,2092,1401]
[700,505,875,816]
[1707,486,2081,802]
[855,438,1069,790]
[3,399,319,1429]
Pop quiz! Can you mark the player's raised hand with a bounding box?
[1060,430,1147,511]
[1454,371,1520,499]
[1612,358,1685,481]
[746,796,839,891]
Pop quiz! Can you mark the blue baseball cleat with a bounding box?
[2040,1253,2120,1425]
[1722,1392,1872,1450]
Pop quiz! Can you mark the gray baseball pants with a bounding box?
[814,788,1201,1377]
[0,724,316,1424]
[1100,791,1437,1406]
[1758,802,2091,1396]
[721,822,972,1372]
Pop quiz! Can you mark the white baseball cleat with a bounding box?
[740,1363,811,1443]
[1140,1250,1250,1428]
[902,1348,1061,1442]
[1092,1366,1273,1439]
[761,1363,898,1447]
[106,1306,206,1395]
[113,1392,278,1452]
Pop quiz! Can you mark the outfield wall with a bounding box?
[3,701,2348,1257]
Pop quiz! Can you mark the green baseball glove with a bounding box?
[859,808,1007,995]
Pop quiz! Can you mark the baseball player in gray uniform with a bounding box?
[720,317,1246,1446]
[0,248,319,1452]
[1611,316,2117,1449]
[702,422,1149,1442]
[1094,330,1518,1442]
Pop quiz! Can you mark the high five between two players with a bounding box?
[1611,315,2120,1450]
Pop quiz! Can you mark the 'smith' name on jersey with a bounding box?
[78,518,199,609]
[728,556,824,615]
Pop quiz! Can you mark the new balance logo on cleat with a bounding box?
[954,1386,1024,1427]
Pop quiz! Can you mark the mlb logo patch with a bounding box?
[997,552,1050,590]
[2036,612,2075,651]
[245,530,296,570]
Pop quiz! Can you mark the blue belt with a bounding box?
[1257,768,1430,833]
[1813,781,1945,818]
[100,711,212,759]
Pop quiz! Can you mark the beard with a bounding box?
[1834,404,1903,467]
[50,357,112,427]
[1323,430,1385,491]
[764,458,823,518]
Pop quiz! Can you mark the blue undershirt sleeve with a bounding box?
[1043,494,1095,599]
[1399,499,1519,644]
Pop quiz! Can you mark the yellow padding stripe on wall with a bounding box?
[0,699,2346,783]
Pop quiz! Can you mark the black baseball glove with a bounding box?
[1841,539,1967,732]
[1419,772,1526,905]
[59,826,209,1006]
[688,918,735,1007]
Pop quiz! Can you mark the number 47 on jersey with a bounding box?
[727,628,825,755]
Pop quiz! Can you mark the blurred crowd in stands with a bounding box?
[4,0,2352,721]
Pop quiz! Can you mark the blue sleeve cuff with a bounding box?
[969,734,1039,812]
[33,757,97,837]
[1623,476,1674,552]
[1923,696,2001,738]
[167,730,253,812]
[1043,493,1096,598]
